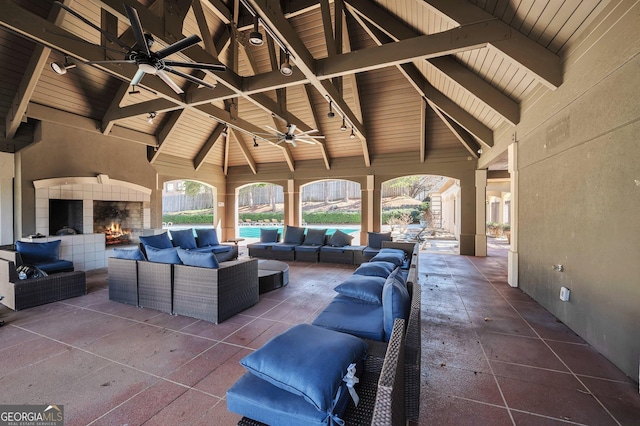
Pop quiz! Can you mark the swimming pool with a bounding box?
[238,226,358,239]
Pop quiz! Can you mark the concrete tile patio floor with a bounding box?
[1,243,638,425]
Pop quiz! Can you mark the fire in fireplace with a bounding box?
[93,201,143,246]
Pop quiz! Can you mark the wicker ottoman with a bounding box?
[257,260,289,294]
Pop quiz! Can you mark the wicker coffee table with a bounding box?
[257,260,289,294]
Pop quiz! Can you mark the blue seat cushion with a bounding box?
[370,250,405,267]
[363,247,380,257]
[334,275,386,304]
[295,245,322,253]
[319,245,345,253]
[32,259,74,274]
[272,243,299,251]
[195,228,220,247]
[16,240,61,263]
[111,248,146,261]
[283,225,305,244]
[313,300,384,341]
[227,372,350,426]
[139,232,173,249]
[327,230,353,247]
[353,261,396,278]
[240,324,367,412]
[247,242,278,250]
[304,228,327,246]
[177,248,219,268]
[144,246,182,264]
[382,268,410,341]
[367,232,391,249]
[170,228,197,249]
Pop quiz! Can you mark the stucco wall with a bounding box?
[515,2,640,378]
[16,122,160,237]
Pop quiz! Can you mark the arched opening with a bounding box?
[381,175,459,253]
[300,179,362,244]
[162,180,216,231]
[236,182,285,240]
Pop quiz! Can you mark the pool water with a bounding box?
[238,226,358,239]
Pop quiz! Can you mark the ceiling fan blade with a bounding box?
[85,60,136,65]
[163,60,226,71]
[156,70,183,94]
[164,66,216,89]
[124,4,150,56]
[265,126,285,137]
[287,124,297,134]
[295,139,317,144]
[54,1,130,50]
[156,34,201,59]
[131,68,145,86]
[275,139,284,145]
[297,129,321,136]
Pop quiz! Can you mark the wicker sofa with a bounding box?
[0,257,86,311]
[108,256,259,323]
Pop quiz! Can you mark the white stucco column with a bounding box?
[0,152,14,245]
[508,142,519,287]
[475,169,487,256]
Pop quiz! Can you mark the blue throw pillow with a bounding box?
[16,240,61,262]
[367,232,392,249]
[334,274,386,304]
[354,261,396,278]
[195,228,219,247]
[144,246,182,264]
[139,232,173,249]
[327,229,353,247]
[240,324,367,412]
[260,228,280,243]
[111,248,145,260]
[177,248,219,268]
[382,268,410,341]
[283,225,305,244]
[170,228,197,249]
[304,228,327,246]
[370,251,405,266]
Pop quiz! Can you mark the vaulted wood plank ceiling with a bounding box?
[0,0,607,172]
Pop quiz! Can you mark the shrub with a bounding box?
[162,214,214,224]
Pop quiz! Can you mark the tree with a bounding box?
[386,175,447,199]
[184,181,204,197]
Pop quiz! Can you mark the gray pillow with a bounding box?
[367,232,392,249]
[260,228,280,243]
[327,230,353,247]
[283,225,305,244]
[304,228,327,246]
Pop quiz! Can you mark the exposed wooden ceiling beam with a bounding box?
[231,129,257,174]
[429,102,481,158]
[345,0,519,126]
[148,108,189,163]
[194,123,224,171]
[303,84,331,170]
[5,0,71,139]
[425,0,562,89]
[193,0,220,57]
[247,0,369,164]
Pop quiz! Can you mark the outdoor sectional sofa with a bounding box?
[247,226,396,265]
[108,228,257,323]
[227,242,421,425]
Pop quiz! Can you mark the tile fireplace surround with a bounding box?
[31,176,151,271]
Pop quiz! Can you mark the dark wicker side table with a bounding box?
[257,260,289,294]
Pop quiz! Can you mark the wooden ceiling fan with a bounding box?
[260,124,324,147]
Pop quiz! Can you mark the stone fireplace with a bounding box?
[33,176,152,271]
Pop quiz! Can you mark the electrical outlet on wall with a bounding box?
[559,286,570,302]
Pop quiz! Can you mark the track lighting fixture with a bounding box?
[50,57,76,75]
[327,101,335,118]
[350,127,356,139]
[147,112,157,124]
[253,137,259,147]
[249,16,263,46]
[280,52,293,76]
[340,117,347,132]
[221,125,228,137]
